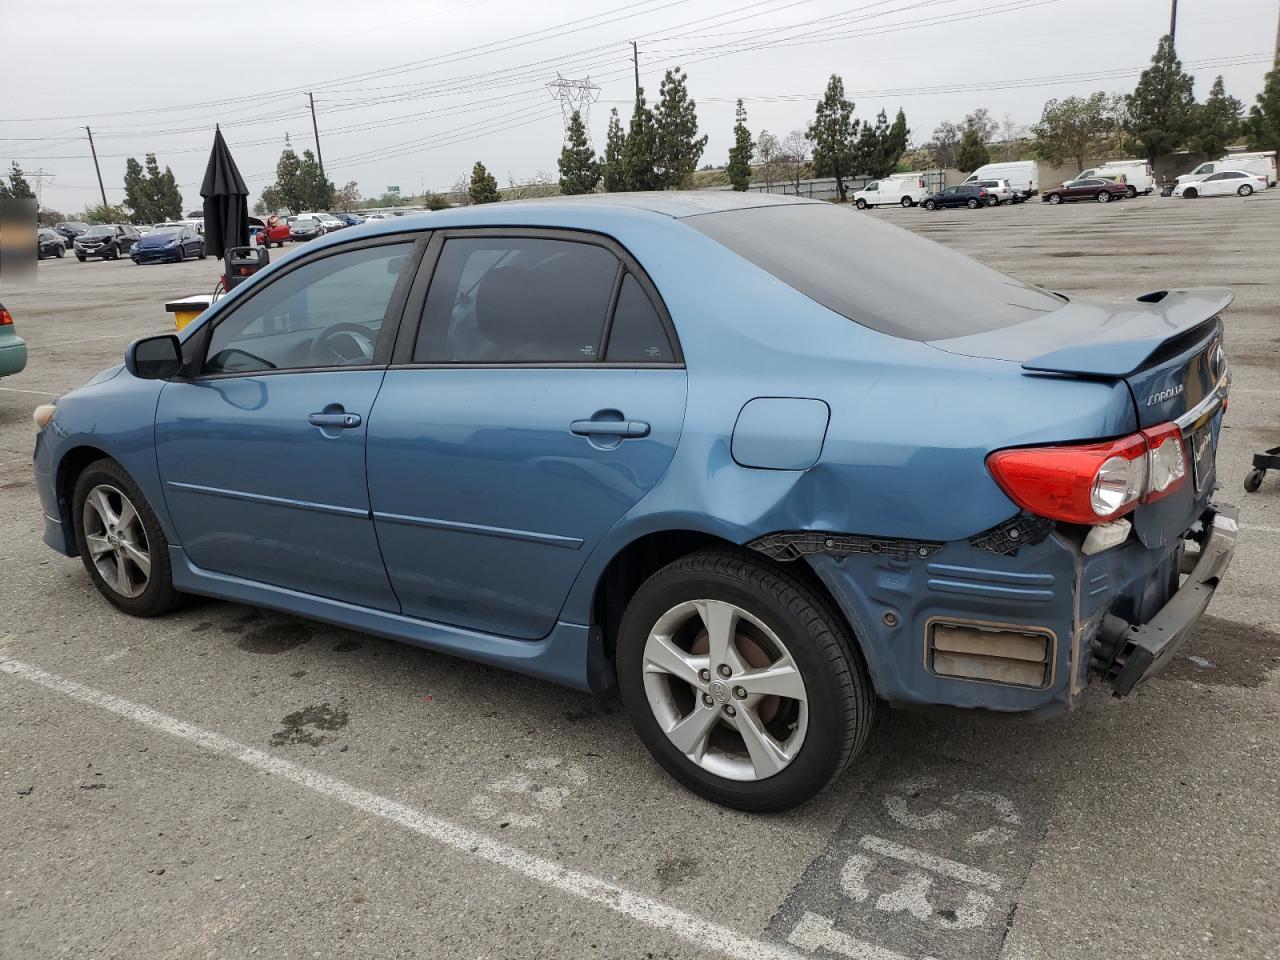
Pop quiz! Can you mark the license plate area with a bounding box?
[1189,422,1215,492]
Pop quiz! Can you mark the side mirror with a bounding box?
[125,334,183,380]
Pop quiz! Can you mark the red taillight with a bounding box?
[0,308,12,326]
[987,423,1188,525]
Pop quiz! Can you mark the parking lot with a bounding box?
[2,193,1278,960]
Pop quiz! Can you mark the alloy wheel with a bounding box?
[81,484,151,599]
[641,598,809,782]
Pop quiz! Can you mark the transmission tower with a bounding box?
[28,168,55,210]
[546,74,601,137]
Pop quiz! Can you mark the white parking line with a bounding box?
[0,385,58,397]
[0,657,806,960]
[1241,523,1280,536]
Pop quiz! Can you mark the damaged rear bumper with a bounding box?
[1094,504,1238,696]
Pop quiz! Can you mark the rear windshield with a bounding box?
[685,203,1064,340]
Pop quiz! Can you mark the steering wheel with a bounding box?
[310,323,377,366]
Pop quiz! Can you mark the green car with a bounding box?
[0,301,28,378]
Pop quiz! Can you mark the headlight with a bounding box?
[165,239,178,246]
[33,404,56,429]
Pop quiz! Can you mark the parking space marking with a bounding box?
[0,656,806,960]
[0,385,59,397]
[859,837,1003,892]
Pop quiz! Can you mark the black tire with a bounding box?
[197,243,207,259]
[966,198,980,209]
[55,246,64,258]
[1184,188,1198,199]
[1097,191,1111,203]
[1244,469,1265,493]
[175,243,185,262]
[72,458,182,617]
[855,198,867,209]
[1126,185,1137,198]
[900,196,913,207]
[1238,184,1253,197]
[923,199,936,210]
[616,549,875,812]
[76,255,86,262]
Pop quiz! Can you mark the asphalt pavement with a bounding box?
[1,194,1277,960]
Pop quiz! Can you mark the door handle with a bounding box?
[308,412,362,429]
[570,419,649,438]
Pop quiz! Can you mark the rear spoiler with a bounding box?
[1022,288,1232,377]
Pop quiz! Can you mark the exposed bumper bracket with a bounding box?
[1097,504,1238,697]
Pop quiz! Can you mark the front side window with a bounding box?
[204,242,412,375]
[415,236,618,364]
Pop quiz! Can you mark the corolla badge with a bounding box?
[1146,384,1184,406]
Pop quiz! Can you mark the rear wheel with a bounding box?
[986,195,999,207]
[1097,191,1111,203]
[966,198,980,209]
[72,459,182,617]
[1238,184,1254,196]
[900,196,913,207]
[616,549,875,812]
[1126,185,1138,198]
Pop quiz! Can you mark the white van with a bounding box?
[962,161,1037,200]
[1075,159,1154,196]
[1177,152,1276,187]
[852,174,929,208]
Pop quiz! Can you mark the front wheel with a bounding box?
[73,458,182,617]
[55,247,64,258]
[198,244,207,259]
[76,255,86,262]
[855,198,867,209]
[1183,188,1198,199]
[1097,191,1111,203]
[923,199,937,210]
[1048,194,1062,204]
[616,550,875,812]
[1238,184,1254,197]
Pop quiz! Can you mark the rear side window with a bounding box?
[686,203,1064,341]
[606,274,674,363]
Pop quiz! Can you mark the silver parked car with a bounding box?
[971,178,1015,206]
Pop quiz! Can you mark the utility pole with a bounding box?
[1169,0,1177,42]
[631,41,639,98]
[85,126,107,208]
[1274,0,1279,68]
[308,92,326,183]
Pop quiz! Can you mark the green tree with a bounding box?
[296,149,334,210]
[268,140,305,213]
[653,67,708,189]
[80,202,129,224]
[142,154,182,220]
[600,108,627,192]
[621,90,661,191]
[1246,67,1280,153]
[469,161,500,204]
[0,180,9,200]
[558,110,600,195]
[123,157,154,223]
[807,74,858,201]
[258,184,284,215]
[887,108,910,169]
[1193,75,1243,158]
[1031,92,1118,169]
[422,192,451,211]
[955,127,990,172]
[7,162,34,199]
[726,99,754,191]
[856,109,898,179]
[1125,35,1196,164]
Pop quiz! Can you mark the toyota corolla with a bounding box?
[31,193,1236,811]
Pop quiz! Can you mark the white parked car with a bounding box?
[962,161,1037,201]
[1075,159,1154,197]
[969,178,1015,205]
[1172,170,1267,198]
[1177,152,1277,187]
[852,175,929,209]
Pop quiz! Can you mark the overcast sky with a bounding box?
[2,0,1275,214]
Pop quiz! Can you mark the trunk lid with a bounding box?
[930,288,1231,548]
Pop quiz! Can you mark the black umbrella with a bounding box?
[200,126,249,260]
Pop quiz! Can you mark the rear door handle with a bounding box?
[570,419,650,438]
[308,412,362,429]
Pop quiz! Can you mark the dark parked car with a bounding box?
[290,216,325,241]
[53,221,90,246]
[74,224,141,261]
[37,229,66,259]
[1042,178,1129,204]
[921,184,990,210]
[32,193,1237,811]
[131,226,207,264]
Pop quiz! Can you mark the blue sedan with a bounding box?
[131,225,206,264]
[31,193,1236,810]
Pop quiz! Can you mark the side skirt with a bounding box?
[168,546,604,692]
